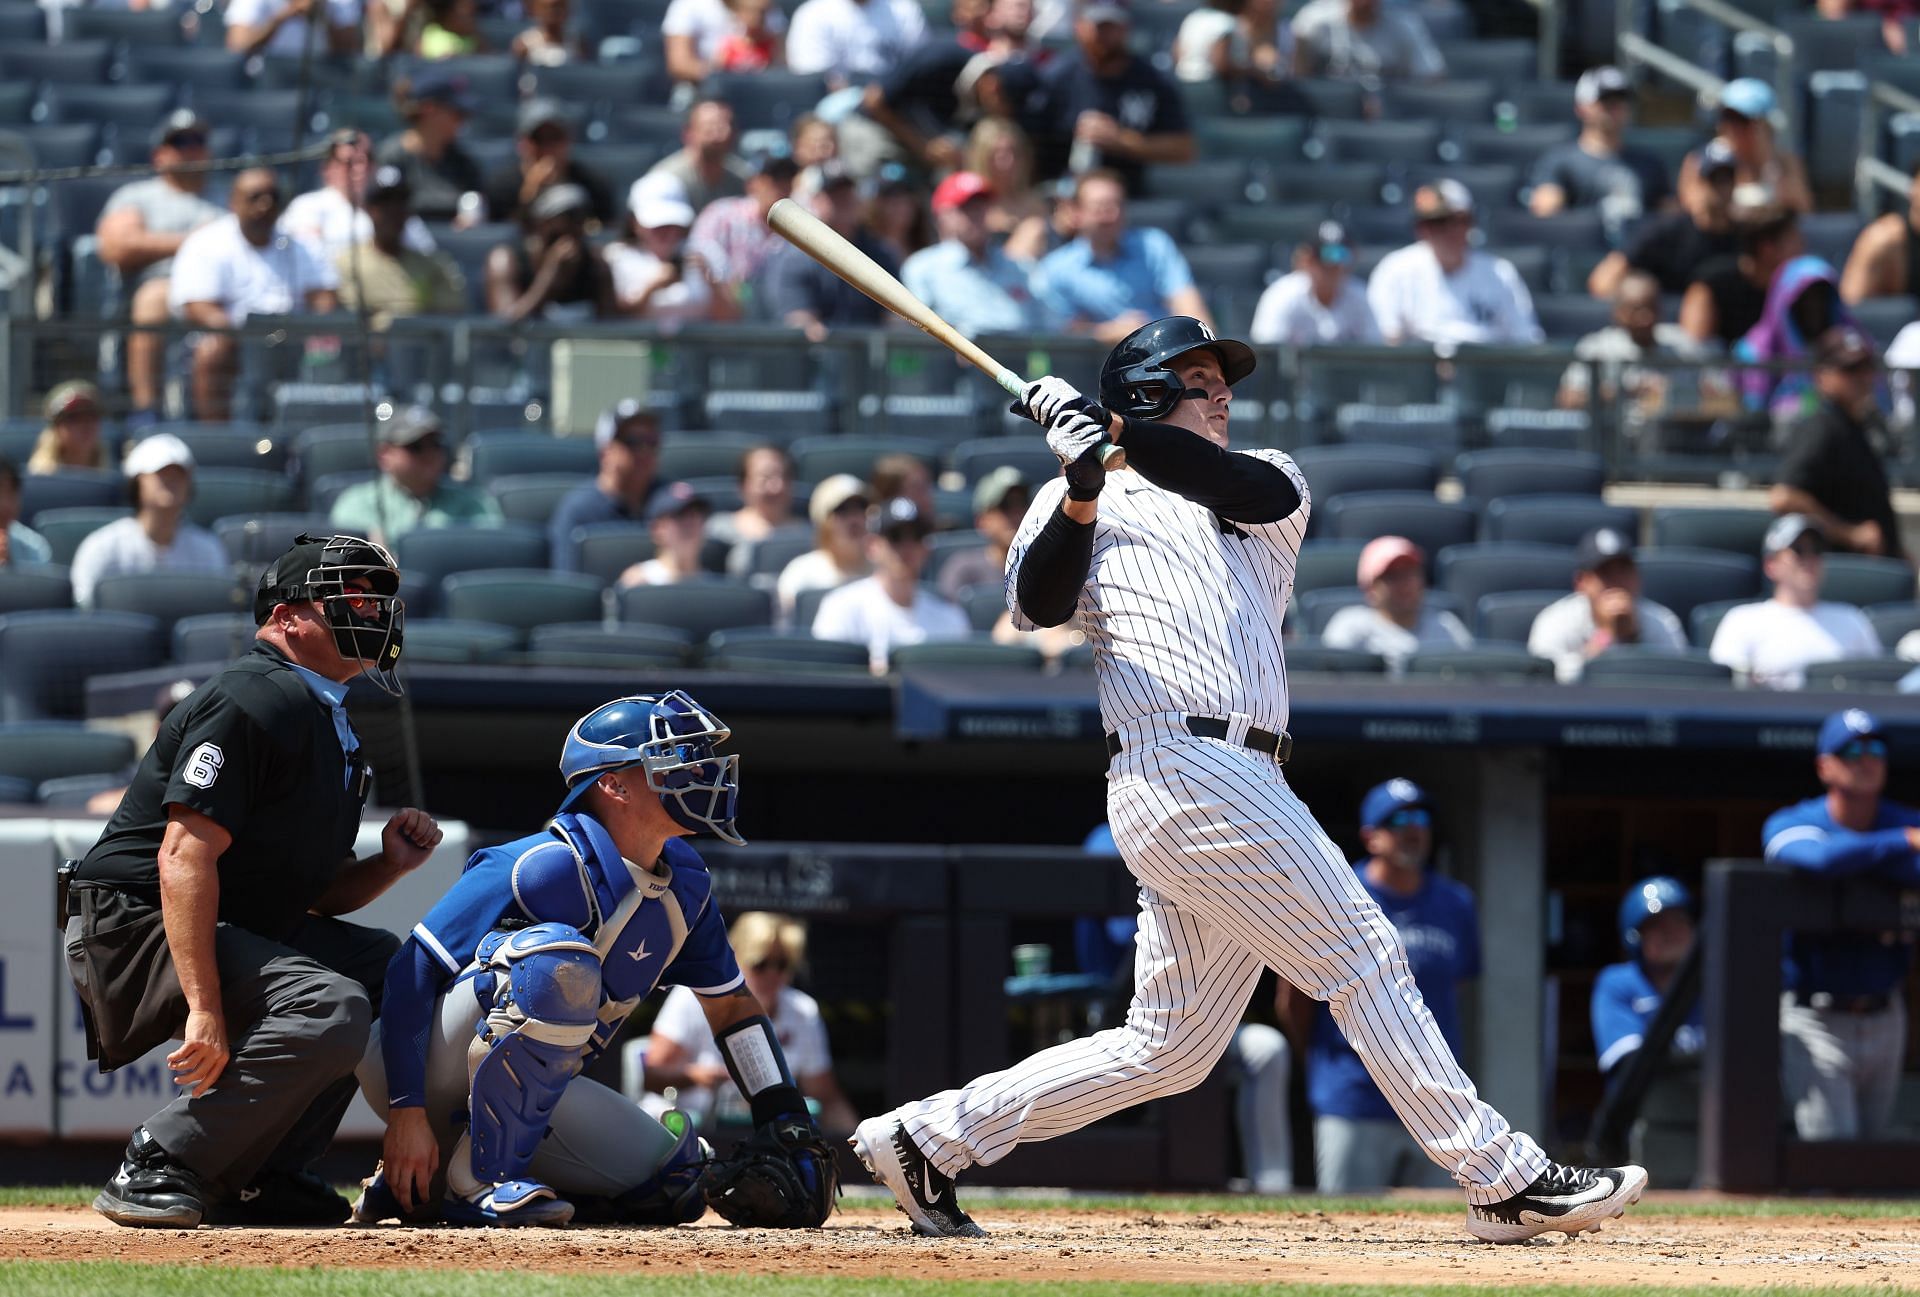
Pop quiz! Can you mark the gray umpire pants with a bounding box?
[134,916,398,1195]
[357,973,679,1200]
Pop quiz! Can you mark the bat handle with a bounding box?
[996,368,1129,471]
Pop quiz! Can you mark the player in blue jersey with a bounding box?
[353,691,835,1228]
[1283,778,1481,1191]
[1591,877,1704,1186]
[1763,707,1920,1141]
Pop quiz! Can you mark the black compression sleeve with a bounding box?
[1014,505,1096,628]
[1117,416,1302,523]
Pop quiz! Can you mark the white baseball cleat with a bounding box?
[849,1116,986,1238]
[1466,1162,1648,1244]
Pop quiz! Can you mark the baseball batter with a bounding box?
[851,317,1647,1242]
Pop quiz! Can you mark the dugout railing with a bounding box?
[1701,858,1920,1192]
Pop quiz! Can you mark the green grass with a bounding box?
[0,1270,1909,1297]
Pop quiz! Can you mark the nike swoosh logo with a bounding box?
[1528,1181,1616,1210]
[238,1188,260,1202]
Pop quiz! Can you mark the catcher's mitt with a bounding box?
[699,1116,838,1228]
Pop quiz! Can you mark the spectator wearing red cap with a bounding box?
[900,172,1051,336]
[1321,536,1471,672]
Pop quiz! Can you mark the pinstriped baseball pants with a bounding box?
[899,732,1551,1205]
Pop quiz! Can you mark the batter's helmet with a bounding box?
[1618,876,1692,953]
[253,532,405,695]
[557,690,743,844]
[1099,316,1257,420]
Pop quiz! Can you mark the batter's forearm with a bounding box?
[1014,506,1096,627]
[1114,417,1301,522]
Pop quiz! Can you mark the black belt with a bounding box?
[1105,716,1292,763]
[1791,990,1895,1014]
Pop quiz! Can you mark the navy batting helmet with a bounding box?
[1098,316,1257,420]
[1618,876,1692,953]
[557,690,743,844]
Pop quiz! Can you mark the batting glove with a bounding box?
[1013,376,1108,429]
[1048,402,1109,468]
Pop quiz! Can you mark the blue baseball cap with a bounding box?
[1313,220,1351,266]
[1719,78,1775,120]
[1360,778,1428,831]
[1818,708,1884,757]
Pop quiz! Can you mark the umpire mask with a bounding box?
[254,533,407,696]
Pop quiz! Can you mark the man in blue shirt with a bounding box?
[548,400,664,571]
[1762,707,1920,1140]
[902,171,1051,337]
[1591,877,1704,1186]
[1038,0,1193,192]
[1284,778,1481,1191]
[1033,170,1211,344]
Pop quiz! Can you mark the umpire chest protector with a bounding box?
[78,643,370,939]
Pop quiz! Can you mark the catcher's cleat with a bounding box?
[441,1178,575,1227]
[93,1127,208,1229]
[1466,1162,1647,1244]
[850,1116,985,1239]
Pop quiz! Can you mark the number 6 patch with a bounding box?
[183,742,225,789]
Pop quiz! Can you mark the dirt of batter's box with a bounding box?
[2,1205,1916,1288]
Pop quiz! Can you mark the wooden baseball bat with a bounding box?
[766,197,1125,469]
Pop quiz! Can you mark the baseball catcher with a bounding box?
[354,691,835,1227]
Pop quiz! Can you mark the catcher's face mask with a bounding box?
[557,690,743,844]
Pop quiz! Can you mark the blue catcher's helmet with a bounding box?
[1618,876,1692,953]
[557,691,743,844]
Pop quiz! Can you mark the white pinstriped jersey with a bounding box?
[1005,452,1311,735]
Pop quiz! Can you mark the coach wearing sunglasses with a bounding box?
[1278,778,1482,1191]
[1762,708,1920,1142]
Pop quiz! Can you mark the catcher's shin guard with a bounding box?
[598,1111,713,1225]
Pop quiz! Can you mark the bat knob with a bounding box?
[1097,442,1127,470]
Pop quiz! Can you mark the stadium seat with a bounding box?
[295,424,381,489]
[1313,119,1442,167]
[0,81,29,127]
[1456,450,1605,504]
[1499,81,1577,125]
[703,627,870,674]
[1144,160,1253,209]
[530,60,671,116]
[1802,658,1914,691]
[35,772,127,807]
[1196,116,1308,166]
[1332,403,1461,450]
[1293,541,1368,594]
[1258,78,1366,119]
[1866,601,1920,652]
[43,84,179,133]
[1322,492,1476,554]
[1381,80,1498,125]
[1298,587,1365,635]
[213,513,332,565]
[656,432,765,484]
[1816,554,1915,607]
[0,563,74,614]
[1265,162,1385,207]
[141,423,285,473]
[1475,589,1563,643]
[1532,294,1614,344]
[791,435,939,484]
[954,585,1004,633]
[44,173,125,243]
[396,524,550,609]
[0,122,102,170]
[946,441,1055,489]
[526,621,694,668]
[705,390,836,437]
[1648,507,1773,556]
[704,71,827,129]
[569,522,656,585]
[891,639,1045,672]
[440,569,607,636]
[1211,202,1326,247]
[728,526,811,584]
[1437,38,1537,83]
[1404,646,1555,681]
[172,612,257,664]
[1481,209,1607,252]
[467,432,599,482]
[1452,123,1575,170]
[1635,548,1763,624]
[398,617,523,665]
[1285,643,1389,674]
[131,46,249,89]
[93,571,249,633]
[1688,597,1746,650]
[489,473,591,526]
[0,610,166,720]
[0,6,46,41]
[186,467,298,528]
[1580,648,1735,686]
[0,721,135,789]
[1435,543,1579,612]
[0,40,111,86]
[1448,346,1569,416]
[1480,496,1636,547]
[63,6,186,44]
[31,508,128,566]
[19,470,124,525]
[1403,162,1523,208]
[618,579,772,639]
[1289,444,1441,501]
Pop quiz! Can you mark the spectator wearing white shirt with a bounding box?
[1321,535,1471,671]
[784,0,927,87]
[1249,220,1379,346]
[1710,514,1882,690]
[1291,0,1444,83]
[69,435,229,608]
[812,497,969,672]
[282,131,437,263]
[616,481,713,588]
[664,0,790,83]
[169,168,339,422]
[1367,180,1543,349]
[643,912,859,1135]
[225,0,361,57]
[902,171,1051,336]
[1556,270,1705,415]
[607,183,736,324]
[778,474,874,623]
[1528,527,1688,683]
[0,457,51,568]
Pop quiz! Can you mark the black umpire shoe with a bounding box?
[1466,1162,1648,1244]
[850,1116,986,1238]
[205,1168,352,1226]
[93,1127,208,1229]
